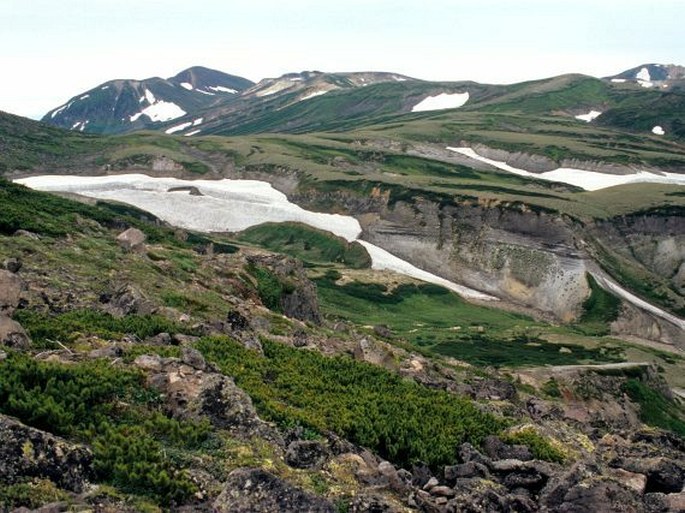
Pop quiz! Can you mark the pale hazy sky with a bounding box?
[1,0,683,119]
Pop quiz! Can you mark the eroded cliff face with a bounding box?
[289,181,684,345]
[358,199,589,322]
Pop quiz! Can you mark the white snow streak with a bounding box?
[411,92,469,112]
[184,129,202,137]
[357,241,496,300]
[652,126,665,135]
[192,118,203,126]
[165,122,193,134]
[180,82,194,90]
[447,147,685,191]
[15,174,491,300]
[50,101,73,118]
[611,79,627,83]
[144,89,156,104]
[208,86,238,94]
[574,110,602,122]
[79,94,90,100]
[300,90,329,101]
[590,272,685,331]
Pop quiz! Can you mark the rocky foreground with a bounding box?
[0,217,684,512]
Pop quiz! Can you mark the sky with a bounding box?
[1,0,683,119]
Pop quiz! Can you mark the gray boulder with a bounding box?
[0,269,22,315]
[285,440,330,469]
[116,227,146,251]
[213,468,335,512]
[0,316,30,349]
[0,414,93,492]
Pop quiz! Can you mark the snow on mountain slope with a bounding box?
[42,67,254,134]
[15,174,491,300]
[448,147,685,191]
[411,92,469,112]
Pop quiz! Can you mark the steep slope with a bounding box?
[42,66,254,135]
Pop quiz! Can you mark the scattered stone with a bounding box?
[0,316,30,350]
[181,346,206,371]
[88,345,124,359]
[104,284,156,317]
[3,257,22,273]
[133,354,163,371]
[444,461,490,482]
[227,310,250,332]
[145,332,173,346]
[607,467,648,494]
[430,485,456,497]
[0,269,22,315]
[116,227,147,252]
[410,463,434,488]
[350,493,401,513]
[665,492,685,512]
[172,333,200,346]
[0,414,93,492]
[213,468,335,512]
[550,479,642,512]
[13,229,40,239]
[613,457,685,494]
[285,440,330,469]
[422,476,439,491]
[483,435,533,461]
[373,324,392,338]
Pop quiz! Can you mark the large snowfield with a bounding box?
[448,147,685,191]
[15,174,492,300]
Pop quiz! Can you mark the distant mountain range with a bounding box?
[42,63,685,140]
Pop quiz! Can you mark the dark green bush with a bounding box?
[196,336,505,468]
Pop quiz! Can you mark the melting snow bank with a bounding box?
[15,174,491,300]
[589,272,685,331]
[575,110,602,122]
[448,147,685,191]
[411,92,469,112]
[357,241,497,301]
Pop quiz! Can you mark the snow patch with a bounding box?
[639,81,654,88]
[208,85,238,94]
[590,272,685,331]
[192,118,203,126]
[300,90,329,101]
[393,76,408,82]
[196,90,215,96]
[180,82,194,90]
[357,241,496,300]
[15,174,492,301]
[611,78,626,83]
[165,122,193,134]
[447,147,685,191]
[50,101,73,119]
[184,129,202,137]
[144,89,156,104]
[636,67,651,81]
[411,92,469,112]
[652,125,665,135]
[130,112,143,122]
[101,86,110,90]
[575,110,602,122]
[79,94,90,100]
